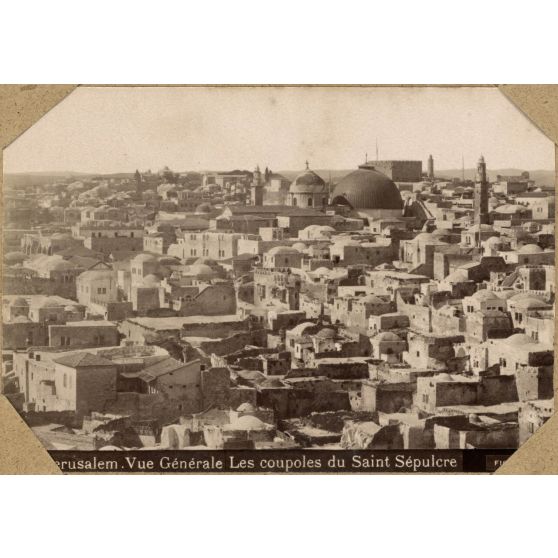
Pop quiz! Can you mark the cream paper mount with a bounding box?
[0,84,556,474]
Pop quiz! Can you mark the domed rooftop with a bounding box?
[519,244,543,254]
[361,294,385,304]
[468,224,494,232]
[195,203,212,213]
[236,402,256,413]
[142,274,161,285]
[158,256,180,265]
[471,290,501,301]
[291,242,308,251]
[259,378,286,389]
[413,232,437,243]
[4,251,27,263]
[133,253,158,264]
[51,232,72,240]
[444,269,469,283]
[78,269,114,281]
[376,332,401,342]
[229,414,267,431]
[331,164,403,210]
[504,333,536,345]
[47,259,75,271]
[40,298,64,308]
[316,327,336,339]
[190,256,214,265]
[188,263,216,277]
[267,246,299,256]
[499,290,520,300]
[494,204,527,214]
[375,262,396,271]
[333,236,360,247]
[510,297,548,310]
[289,164,326,193]
[430,229,453,241]
[509,292,545,302]
[312,267,332,276]
[485,236,502,247]
[288,322,316,336]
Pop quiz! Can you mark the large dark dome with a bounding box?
[331,165,403,210]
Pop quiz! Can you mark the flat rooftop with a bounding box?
[54,320,117,327]
[126,315,243,330]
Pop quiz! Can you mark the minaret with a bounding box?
[427,155,434,179]
[134,169,142,194]
[474,155,489,225]
[251,165,263,206]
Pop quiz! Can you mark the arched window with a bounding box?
[292,197,297,206]
[307,197,313,207]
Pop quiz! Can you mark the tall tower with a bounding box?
[134,169,142,194]
[427,155,434,179]
[251,165,263,206]
[474,155,489,225]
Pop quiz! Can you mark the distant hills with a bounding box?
[437,168,555,186]
[3,167,555,190]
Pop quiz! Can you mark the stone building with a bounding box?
[287,163,329,208]
[48,321,120,349]
[518,399,554,445]
[77,269,119,310]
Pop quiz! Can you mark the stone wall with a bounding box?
[201,367,231,408]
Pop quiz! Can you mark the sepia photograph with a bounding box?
[1,86,555,473]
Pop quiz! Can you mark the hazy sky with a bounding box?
[3,86,555,174]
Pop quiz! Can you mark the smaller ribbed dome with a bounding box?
[290,164,326,193]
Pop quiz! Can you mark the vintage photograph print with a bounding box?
[1,86,555,473]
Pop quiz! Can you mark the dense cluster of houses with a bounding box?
[2,157,555,451]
